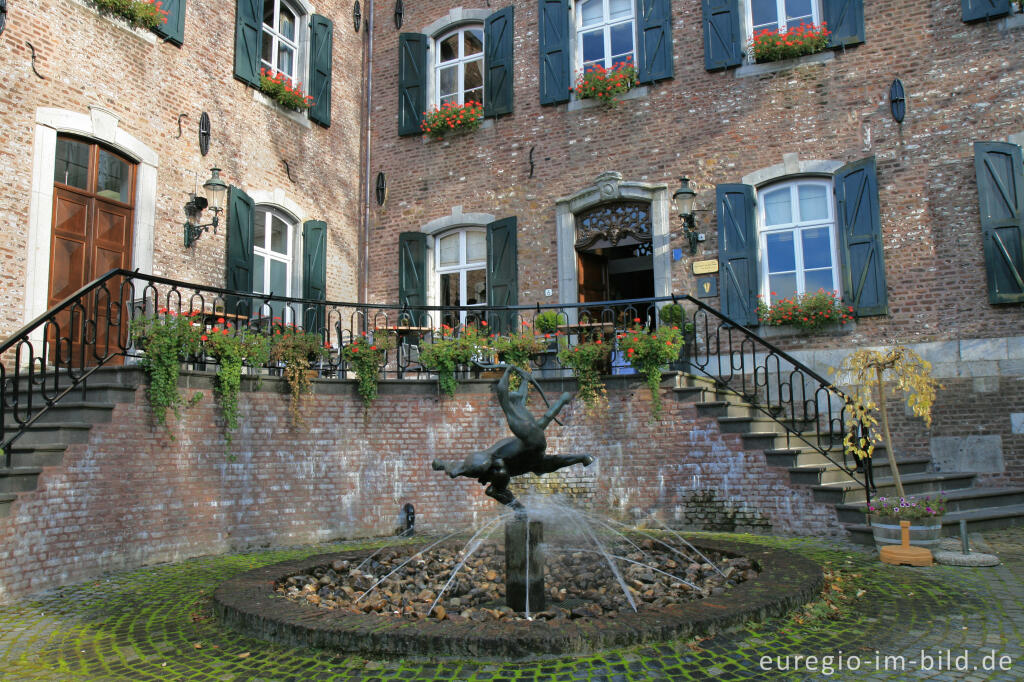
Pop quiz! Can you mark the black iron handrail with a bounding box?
[0,269,869,509]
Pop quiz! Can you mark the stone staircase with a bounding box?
[0,368,142,518]
[672,374,1024,544]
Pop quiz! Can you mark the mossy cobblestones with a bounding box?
[0,531,1022,680]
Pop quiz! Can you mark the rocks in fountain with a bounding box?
[273,540,759,624]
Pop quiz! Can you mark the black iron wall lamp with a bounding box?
[183,168,228,248]
[672,176,705,255]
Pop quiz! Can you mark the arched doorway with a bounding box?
[574,201,654,303]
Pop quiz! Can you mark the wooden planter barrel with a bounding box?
[871,517,943,550]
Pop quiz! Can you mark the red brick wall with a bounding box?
[0,377,840,601]
[365,0,1024,347]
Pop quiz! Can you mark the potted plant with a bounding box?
[269,324,330,427]
[340,331,396,408]
[419,324,488,397]
[830,346,942,499]
[748,22,831,64]
[618,319,684,419]
[867,495,946,551]
[658,304,695,372]
[571,57,637,107]
[129,308,204,433]
[558,335,610,413]
[420,101,484,139]
[757,289,854,332]
[202,323,271,446]
[492,331,547,388]
[90,0,168,31]
[259,68,315,112]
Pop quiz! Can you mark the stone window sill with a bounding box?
[566,85,650,112]
[253,90,312,129]
[72,0,158,45]
[1000,9,1024,30]
[735,50,834,79]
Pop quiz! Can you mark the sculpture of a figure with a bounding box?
[431,364,594,511]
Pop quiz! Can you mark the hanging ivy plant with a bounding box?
[340,331,396,408]
[130,309,204,434]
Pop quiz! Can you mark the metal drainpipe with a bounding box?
[360,0,375,304]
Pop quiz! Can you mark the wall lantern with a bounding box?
[889,78,906,123]
[353,0,361,32]
[0,0,7,37]
[183,168,228,248]
[375,171,387,205]
[394,0,403,29]
[672,176,700,255]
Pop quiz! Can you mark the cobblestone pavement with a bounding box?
[1,530,1022,681]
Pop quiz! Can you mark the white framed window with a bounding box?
[436,227,487,326]
[757,179,839,305]
[254,206,297,321]
[262,0,304,84]
[576,0,636,72]
[435,25,484,108]
[748,0,820,38]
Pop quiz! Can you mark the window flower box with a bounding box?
[748,22,831,64]
[259,69,314,113]
[756,289,853,332]
[420,101,484,139]
[571,58,637,108]
[90,0,168,31]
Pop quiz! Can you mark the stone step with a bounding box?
[844,504,1024,546]
[788,456,931,487]
[7,366,144,391]
[811,471,976,505]
[8,422,95,448]
[0,493,16,519]
[763,444,887,469]
[6,443,68,469]
[4,401,116,428]
[7,381,139,406]
[835,487,1024,524]
[0,467,43,494]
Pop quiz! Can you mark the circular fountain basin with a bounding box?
[213,537,822,659]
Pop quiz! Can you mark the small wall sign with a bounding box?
[696,276,718,298]
[692,260,719,275]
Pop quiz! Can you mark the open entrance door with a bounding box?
[574,201,654,321]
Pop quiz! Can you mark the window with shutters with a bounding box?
[577,0,636,72]
[254,205,298,321]
[757,179,839,305]
[262,0,305,85]
[435,25,484,107]
[436,227,488,327]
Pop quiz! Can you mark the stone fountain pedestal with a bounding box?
[505,517,545,613]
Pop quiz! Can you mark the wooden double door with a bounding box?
[47,137,135,364]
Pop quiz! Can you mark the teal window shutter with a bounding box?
[484,7,514,118]
[974,141,1024,304]
[153,0,186,46]
[716,184,758,326]
[225,187,256,317]
[398,33,427,136]
[538,0,570,106]
[486,217,518,334]
[302,220,328,333]
[233,0,263,87]
[701,0,742,71]
[398,232,428,316]
[635,0,673,83]
[836,157,888,316]
[962,0,1010,22]
[823,0,865,48]
[308,15,333,128]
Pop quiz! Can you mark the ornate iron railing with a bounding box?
[0,269,869,505]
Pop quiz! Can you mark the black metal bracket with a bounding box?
[282,160,294,183]
[25,41,45,79]
[175,113,189,139]
[393,0,403,28]
[528,146,535,178]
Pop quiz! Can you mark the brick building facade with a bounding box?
[0,0,364,338]
[365,0,1024,481]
